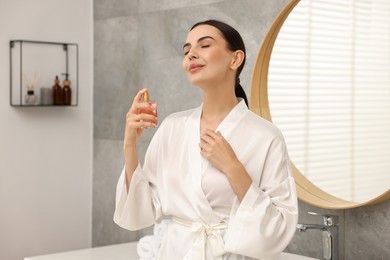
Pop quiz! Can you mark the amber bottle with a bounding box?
[53,76,63,105]
[63,78,72,105]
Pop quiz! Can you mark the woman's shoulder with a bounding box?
[242,110,284,138]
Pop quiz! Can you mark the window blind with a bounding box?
[268,0,390,202]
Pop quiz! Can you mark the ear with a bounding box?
[230,50,245,70]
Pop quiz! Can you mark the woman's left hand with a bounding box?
[200,129,253,201]
[199,130,239,173]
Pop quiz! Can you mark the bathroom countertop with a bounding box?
[24,242,319,260]
[24,242,138,260]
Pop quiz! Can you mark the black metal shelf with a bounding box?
[10,40,79,107]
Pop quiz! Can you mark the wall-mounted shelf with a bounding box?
[10,40,79,107]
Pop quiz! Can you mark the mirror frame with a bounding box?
[249,0,390,209]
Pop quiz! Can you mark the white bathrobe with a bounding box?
[114,100,298,260]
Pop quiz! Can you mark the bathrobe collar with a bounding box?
[188,99,248,224]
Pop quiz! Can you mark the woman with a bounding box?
[114,20,298,260]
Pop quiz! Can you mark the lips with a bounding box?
[189,63,204,72]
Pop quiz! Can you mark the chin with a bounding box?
[187,75,209,87]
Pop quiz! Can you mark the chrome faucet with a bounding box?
[297,212,338,260]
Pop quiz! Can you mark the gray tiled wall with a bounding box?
[284,200,390,259]
[93,0,287,247]
[93,0,390,259]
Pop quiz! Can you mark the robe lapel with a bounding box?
[187,105,220,223]
[215,99,248,139]
[187,100,248,224]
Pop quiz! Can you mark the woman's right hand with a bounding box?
[124,88,158,146]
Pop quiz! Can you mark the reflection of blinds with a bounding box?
[268,0,390,202]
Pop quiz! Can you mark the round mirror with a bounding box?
[250,0,390,208]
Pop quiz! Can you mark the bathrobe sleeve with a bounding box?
[113,126,164,231]
[224,134,298,260]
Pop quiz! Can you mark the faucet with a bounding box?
[297,212,338,260]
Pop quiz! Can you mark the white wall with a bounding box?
[0,1,93,259]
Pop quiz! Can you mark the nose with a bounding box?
[187,50,198,60]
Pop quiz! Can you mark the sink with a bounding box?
[278,252,319,260]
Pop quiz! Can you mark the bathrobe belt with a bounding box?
[171,217,227,260]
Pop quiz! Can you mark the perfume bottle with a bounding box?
[141,90,157,117]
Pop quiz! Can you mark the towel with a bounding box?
[137,235,159,260]
[137,220,170,260]
[153,219,169,245]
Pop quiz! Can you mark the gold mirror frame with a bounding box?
[249,0,390,209]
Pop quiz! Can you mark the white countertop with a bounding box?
[24,242,319,260]
[24,242,138,260]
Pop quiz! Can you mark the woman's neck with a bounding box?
[200,84,238,131]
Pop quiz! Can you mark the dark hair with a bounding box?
[190,20,248,107]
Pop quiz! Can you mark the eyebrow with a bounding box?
[183,36,215,50]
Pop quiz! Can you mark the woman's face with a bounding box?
[182,25,235,87]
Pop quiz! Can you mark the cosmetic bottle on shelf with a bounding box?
[25,90,37,105]
[23,73,39,105]
[62,73,72,105]
[53,75,63,105]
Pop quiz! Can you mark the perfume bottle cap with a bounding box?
[143,91,150,102]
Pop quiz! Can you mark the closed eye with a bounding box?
[184,44,210,56]
[182,36,214,55]
[183,47,190,56]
